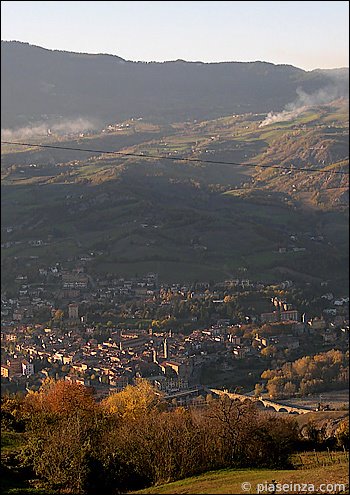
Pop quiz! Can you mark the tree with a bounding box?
[335,418,349,448]
[1,394,26,432]
[292,356,312,377]
[266,376,285,398]
[261,345,278,359]
[203,395,297,468]
[23,407,106,494]
[254,383,264,397]
[283,381,296,397]
[53,309,64,321]
[14,389,299,494]
[24,379,96,416]
[299,378,324,396]
[102,378,164,420]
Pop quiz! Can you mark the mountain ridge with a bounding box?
[3,41,349,70]
[2,41,348,128]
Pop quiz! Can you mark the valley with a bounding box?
[1,101,348,289]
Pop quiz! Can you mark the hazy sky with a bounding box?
[1,1,349,70]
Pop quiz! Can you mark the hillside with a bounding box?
[1,101,348,288]
[1,41,348,128]
[1,414,349,495]
[131,462,349,494]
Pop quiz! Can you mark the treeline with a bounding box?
[1,379,300,494]
[257,349,349,398]
[119,291,264,328]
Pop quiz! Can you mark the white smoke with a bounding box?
[1,117,100,140]
[259,85,346,127]
[259,105,308,127]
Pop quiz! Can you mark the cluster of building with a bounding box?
[1,356,34,379]
[1,267,349,401]
[2,312,348,400]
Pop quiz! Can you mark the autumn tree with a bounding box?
[254,383,264,397]
[102,378,164,420]
[53,309,64,321]
[24,378,96,416]
[259,350,348,398]
[335,418,349,448]
[203,395,297,468]
[261,345,278,359]
[266,376,285,398]
[283,381,297,396]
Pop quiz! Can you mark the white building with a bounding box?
[22,360,35,376]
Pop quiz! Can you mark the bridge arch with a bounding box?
[208,388,312,415]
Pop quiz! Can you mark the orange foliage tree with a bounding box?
[24,378,97,416]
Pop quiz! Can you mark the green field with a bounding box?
[131,461,349,494]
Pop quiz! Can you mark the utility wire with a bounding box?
[1,140,349,175]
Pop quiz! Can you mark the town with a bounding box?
[2,260,349,407]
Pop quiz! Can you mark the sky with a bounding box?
[1,1,349,70]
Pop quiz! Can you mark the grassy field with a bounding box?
[131,462,349,494]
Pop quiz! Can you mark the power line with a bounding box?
[1,140,349,175]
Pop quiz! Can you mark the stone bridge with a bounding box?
[208,388,313,415]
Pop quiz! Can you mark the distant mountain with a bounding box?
[1,41,348,128]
